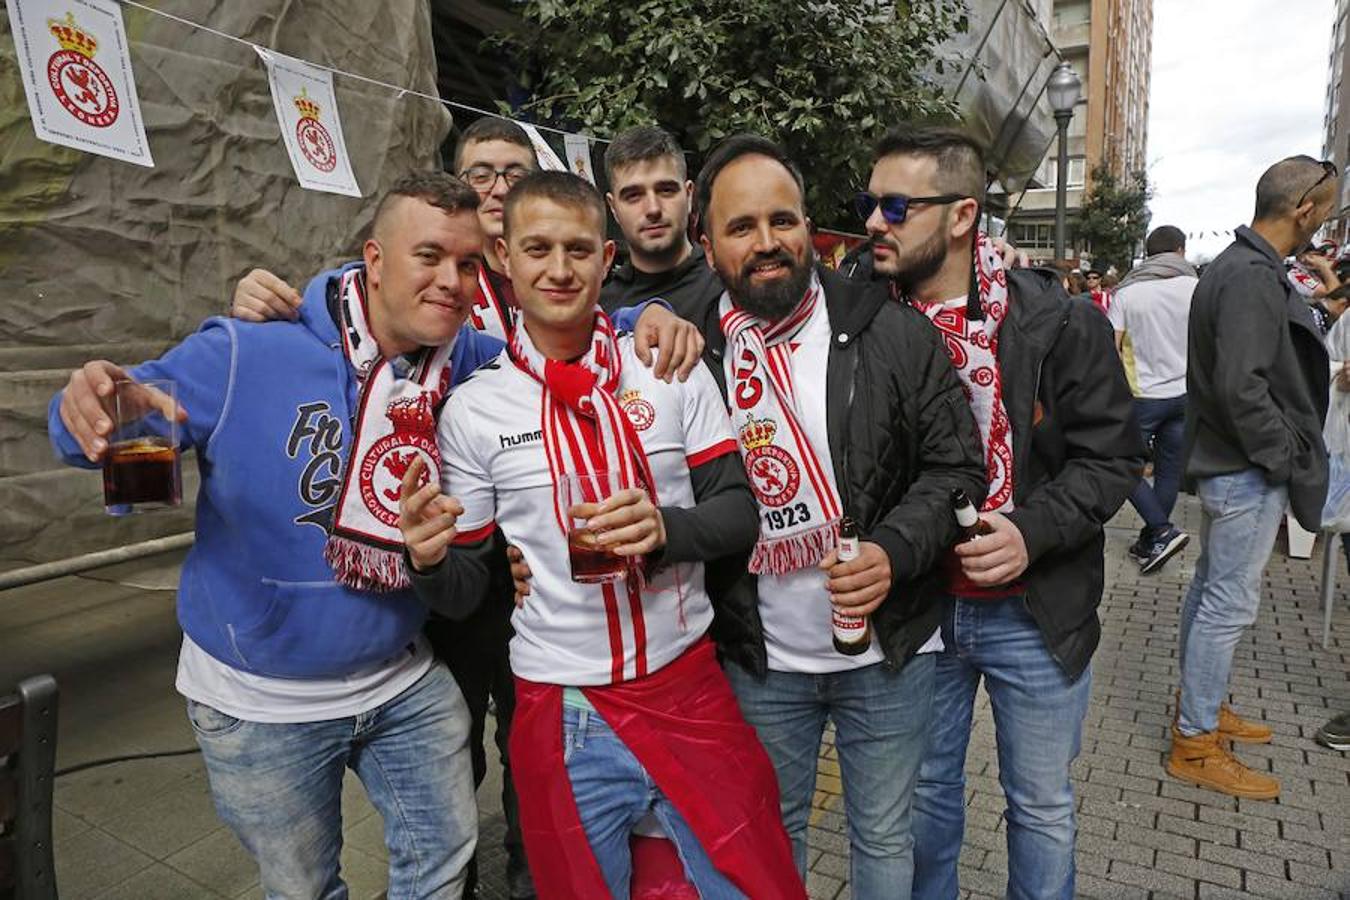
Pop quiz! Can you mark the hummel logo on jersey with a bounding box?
[500,428,543,449]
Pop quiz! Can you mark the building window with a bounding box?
[1036,155,1087,189]
[1007,222,1063,252]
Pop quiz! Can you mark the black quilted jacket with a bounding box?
[694,266,987,677]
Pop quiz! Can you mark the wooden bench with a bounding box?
[0,676,58,900]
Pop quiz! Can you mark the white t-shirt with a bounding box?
[176,634,433,724]
[440,337,737,686]
[1107,274,1197,399]
[743,300,940,673]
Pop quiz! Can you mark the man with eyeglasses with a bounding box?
[853,125,1142,900]
[1168,155,1338,800]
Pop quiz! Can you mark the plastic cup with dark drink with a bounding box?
[103,379,182,515]
[561,471,629,584]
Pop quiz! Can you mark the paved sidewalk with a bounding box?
[0,497,1346,898]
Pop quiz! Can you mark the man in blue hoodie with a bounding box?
[49,172,501,899]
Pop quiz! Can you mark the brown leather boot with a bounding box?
[1218,703,1273,744]
[1173,692,1273,743]
[1166,727,1280,799]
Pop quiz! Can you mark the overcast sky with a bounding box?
[1148,0,1335,261]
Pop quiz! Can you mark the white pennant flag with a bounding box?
[260,49,360,197]
[519,122,566,172]
[5,0,153,166]
[564,133,595,185]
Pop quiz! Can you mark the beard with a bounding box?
[722,249,814,321]
[874,212,950,296]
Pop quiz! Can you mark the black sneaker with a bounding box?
[1315,711,1350,751]
[1127,533,1151,564]
[1141,526,1189,574]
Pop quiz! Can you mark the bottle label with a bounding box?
[831,606,866,638]
[838,536,860,561]
[955,505,979,528]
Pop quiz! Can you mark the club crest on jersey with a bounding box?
[293,89,338,173]
[739,415,800,508]
[358,394,438,526]
[620,388,656,432]
[46,13,119,128]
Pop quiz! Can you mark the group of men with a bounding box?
[49,108,1345,900]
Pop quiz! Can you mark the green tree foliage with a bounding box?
[1077,164,1152,272]
[495,0,967,229]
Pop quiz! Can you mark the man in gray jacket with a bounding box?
[1169,155,1337,799]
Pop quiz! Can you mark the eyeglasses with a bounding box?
[856,191,969,225]
[459,164,531,192]
[1296,160,1339,209]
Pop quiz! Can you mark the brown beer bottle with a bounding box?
[831,516,872,656]
[951,488,994,542]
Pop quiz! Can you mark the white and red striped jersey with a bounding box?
[438,336,738,685]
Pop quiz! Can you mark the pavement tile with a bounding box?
[1106,858,1195,895]
[53,826,156,900]
[1154,847,1242,888]
[90,863,230,899]
[164,827,260,899]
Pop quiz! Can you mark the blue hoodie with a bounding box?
[48,263,504,678]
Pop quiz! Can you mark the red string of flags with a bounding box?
[3,0,594,196]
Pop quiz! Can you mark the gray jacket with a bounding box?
[1183,225,1330,529]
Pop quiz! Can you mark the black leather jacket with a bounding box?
[696,266,988,676]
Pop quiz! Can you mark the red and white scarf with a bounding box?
[508,314,661,682]
[908,233,1015,513]
[467,266,515,341]
[324,268,455,592]
[719,272,841,575]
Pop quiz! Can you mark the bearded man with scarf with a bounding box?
[666,135,986,899]
[402,170,804,900]
[853,125,1144,900]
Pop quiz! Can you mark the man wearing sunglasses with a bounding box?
[1169,156,1338,800]
[855,125,1143,900]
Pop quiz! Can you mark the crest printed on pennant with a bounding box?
[6,0,153,166]
[45,12,119,127]
[292,89,337,173]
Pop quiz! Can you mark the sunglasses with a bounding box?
[856,191,968,225]
[1296,160,1339,209]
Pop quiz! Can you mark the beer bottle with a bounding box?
[831,516,872,656]
[951,488,994,542]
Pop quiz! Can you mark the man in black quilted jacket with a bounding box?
[688,134,987,898]
[849,124,1143,900]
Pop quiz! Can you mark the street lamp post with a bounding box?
[1047,62,1083,265]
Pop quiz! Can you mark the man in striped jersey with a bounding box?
[401,171,804,899]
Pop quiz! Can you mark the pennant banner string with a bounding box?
[114,0,612,144]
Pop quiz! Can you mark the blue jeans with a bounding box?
[1178,468,1288,735]
[561,705,743,899]
[724,656,935,900]
[188,664,477,900]
[912,597,1091,900]
[1128,394,1187,531]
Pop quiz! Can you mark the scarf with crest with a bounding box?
[508,313,662,682]
[906,232,1015,513]
[324,268,455,592]
[719,272,841,575]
